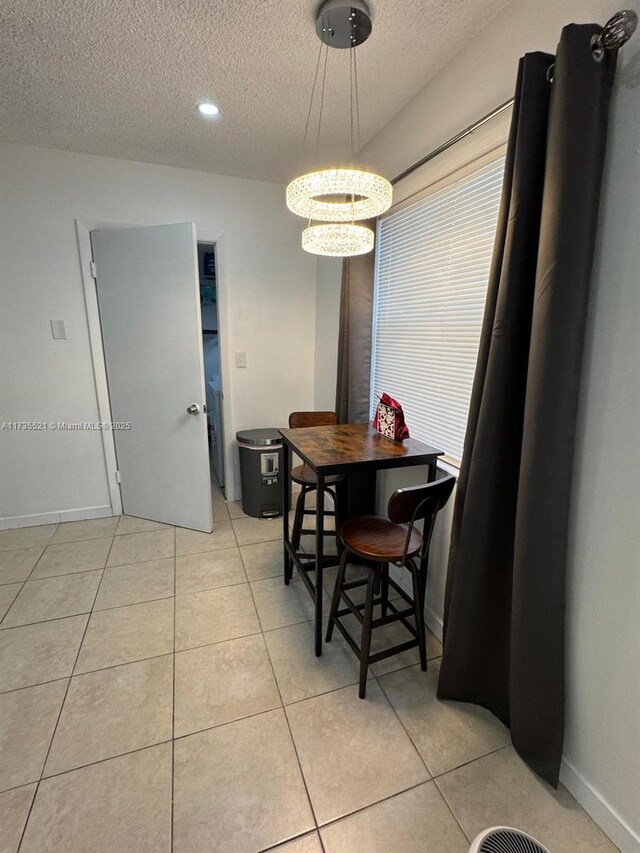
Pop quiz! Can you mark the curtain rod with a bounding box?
[391,98,513,185]
[391,9,637,186]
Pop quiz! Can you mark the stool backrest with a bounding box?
[388,475,456,563]
[289,411,338,429]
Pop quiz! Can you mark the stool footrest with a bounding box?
[373,608,417,631]
[336,590,366,623]
[368,638,419,665]
[384,597,419,637]
[297,556,339,572]
[335,597,385,620]
[330,617,420,666]
[388,577,414,606]
[300,527,336,537]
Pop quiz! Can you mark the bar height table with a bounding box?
[280,424,443,656]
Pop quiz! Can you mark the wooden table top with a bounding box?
[279,423,443,474]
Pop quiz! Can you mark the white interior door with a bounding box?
[91,223,212,532]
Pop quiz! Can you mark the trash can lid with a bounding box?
[236,428,282,447]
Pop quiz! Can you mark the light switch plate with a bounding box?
[51,320,67,340]
[235,351,247,368]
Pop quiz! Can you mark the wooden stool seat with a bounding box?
[291,464,344,487]
[341,516,422,562]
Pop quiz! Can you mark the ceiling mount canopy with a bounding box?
[315,0,372,48]
[286,0,392,257]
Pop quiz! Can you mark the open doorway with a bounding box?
[198,243,226,498]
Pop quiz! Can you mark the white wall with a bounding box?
[323,0,638,848]
[313,257,342,410]
[563,45,640,849]
[0,143,317,521]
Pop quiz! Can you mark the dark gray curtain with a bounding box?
[335,220,376,423]
[438,25,616,787]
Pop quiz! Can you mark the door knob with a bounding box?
[186,403,201,415]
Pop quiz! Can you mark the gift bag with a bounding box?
[372,393,410,441]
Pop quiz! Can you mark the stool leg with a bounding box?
[381,563,389,619]
[373,567,381,596]
[291,486,308,553]
[409,559,428,671]
[326,547,349,642]
[359,570,376,698]
[332,480,346,556]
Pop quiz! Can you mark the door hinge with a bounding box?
[115,470,122,484]
[89,260,97,279]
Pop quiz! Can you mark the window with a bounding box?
[371,155,505,465]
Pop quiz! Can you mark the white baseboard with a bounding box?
[425,602,444,643]
[0,505,114,530]
[560,757,639,853]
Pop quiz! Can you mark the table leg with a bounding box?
[314,471,325,656]
[427,459,438,483]
[282,443,292,585]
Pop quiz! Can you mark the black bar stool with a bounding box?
[326,475,455,698]
[288,411,345,559]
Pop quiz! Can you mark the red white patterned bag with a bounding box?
[372,393,410,441]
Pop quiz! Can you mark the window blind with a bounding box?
[371,155,505,465]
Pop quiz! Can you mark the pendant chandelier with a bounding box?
[286,0,392,257]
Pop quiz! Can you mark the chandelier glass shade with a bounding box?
[302,222,374,257]
[286,168,392,222]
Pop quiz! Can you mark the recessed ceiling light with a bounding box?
[197,102,220,118]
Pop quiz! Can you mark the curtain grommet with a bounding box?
[591,34,605,62]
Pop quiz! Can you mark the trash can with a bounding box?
[236,428,283,519]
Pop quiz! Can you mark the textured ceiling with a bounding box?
[0,0,510,183]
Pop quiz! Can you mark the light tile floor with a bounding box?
[0,488,618,853]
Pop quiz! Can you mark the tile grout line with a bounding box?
[235,520,324,848]
[0,651,173,696]
[0,617,289,697]
[0,618,440,697]
[0,531,283,587]
[2,720,512,823]
[0,527,60,627]
[433,774,474,843]
[0,583,23,627]
[15,530,116,852]
[258,829,323,853]
[1,700,513,796]
[274,745,512,841]
[372,654,473,844]
[1,568,263,636]
[374,671,436,779]
[0,569,107,632]
[14,740,176,793]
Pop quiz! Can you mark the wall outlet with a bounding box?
[50,320,67,340]
[235,351,247,368]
